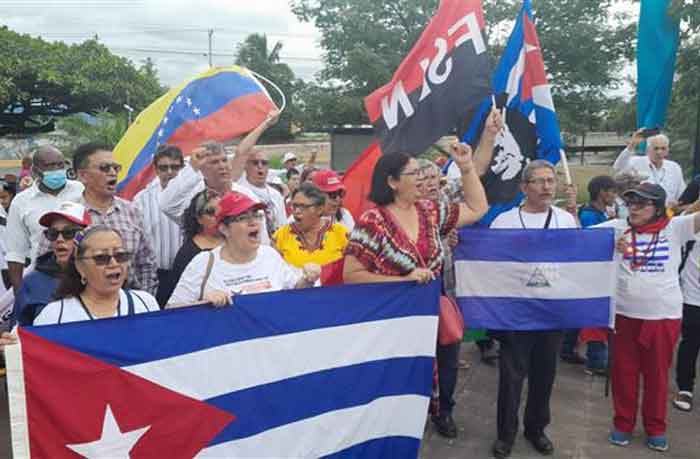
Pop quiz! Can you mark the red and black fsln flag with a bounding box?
[365,0,491,156]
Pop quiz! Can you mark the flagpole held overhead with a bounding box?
[250,70,287,115]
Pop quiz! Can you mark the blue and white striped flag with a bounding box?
[7,282,440,458]
[454,228,616,330]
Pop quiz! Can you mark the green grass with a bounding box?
[556,164,614,203]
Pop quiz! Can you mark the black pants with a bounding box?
[437,341,461,414]
[496,330,563,444]
[676,304,700,392]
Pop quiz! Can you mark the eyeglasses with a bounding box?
[79,251,131,266]
[223,212,264,224]
[199,206,217,216]
[625,199,654,209]
[291,202,319,211]
[44,227,82,241]
[527,178,557,186]
[248,160,269,167]
[156,164,184,173]
[327,190,345,199]
[96,163,122,174]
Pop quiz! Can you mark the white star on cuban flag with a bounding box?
[66,405,150,458]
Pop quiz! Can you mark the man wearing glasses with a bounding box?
[489,160,578,459]
[5,146,84,292]
[133,145,185,306]
[73,143,158,295]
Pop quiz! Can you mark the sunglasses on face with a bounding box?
[156,163,184,173]
[79,251,131,266]
[223,212,263,225]
[327,190,345,199]
[247,160,269,167]
[44,227,82,241]
[96,163,122,174]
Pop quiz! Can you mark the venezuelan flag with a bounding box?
[115,65,277,199]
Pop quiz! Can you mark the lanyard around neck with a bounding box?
[518,207,553,229]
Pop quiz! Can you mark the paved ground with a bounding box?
[0,344,697,458]
[421,345,700,459]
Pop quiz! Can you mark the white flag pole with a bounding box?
[560,149,573,185]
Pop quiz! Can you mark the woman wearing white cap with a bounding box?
[13,202,90,325]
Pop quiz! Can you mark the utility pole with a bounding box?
[208,29,214,68]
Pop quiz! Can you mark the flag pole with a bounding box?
[560,149,573,185]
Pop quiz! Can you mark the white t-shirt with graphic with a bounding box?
[595,215,696,320]
[34,289,157,326]
[680,234,700,308]
[167,245,302,306]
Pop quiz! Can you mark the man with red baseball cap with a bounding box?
[312,170,355,231]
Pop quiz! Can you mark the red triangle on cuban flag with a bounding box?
[17,328,235,458]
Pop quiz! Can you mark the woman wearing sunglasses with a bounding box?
[31,225,158,325]
[312,170,355,231]
[158,190,223,305]
[13,202,91,325]
[167,192,320,307]
[596,183,700,452]
[273,183,348,269]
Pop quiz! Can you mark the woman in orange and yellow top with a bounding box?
[273,183,348,268]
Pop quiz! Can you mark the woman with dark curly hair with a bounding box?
[159,190,223,305]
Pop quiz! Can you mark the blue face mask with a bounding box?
[42,169,67,190]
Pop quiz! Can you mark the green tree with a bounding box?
[0,26,165,136]
[58,111,129,150]
[235,33,301,141]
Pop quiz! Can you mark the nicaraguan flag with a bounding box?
[454,228,615,330]
[450,0,563,226]
[6,282,439,458]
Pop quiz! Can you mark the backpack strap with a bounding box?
[130,291,150,312]
[58,299,65,324]
[124,289,136,316]
[199,252,215,301]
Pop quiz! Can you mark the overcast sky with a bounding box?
[0,0,325,86]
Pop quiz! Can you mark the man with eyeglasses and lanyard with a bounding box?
[72,143,158,295]
[489,160,578,459]
[133,145,185,306]
[613,130,685,206]
[5,146,84,293]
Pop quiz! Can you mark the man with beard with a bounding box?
[73,143,158,295]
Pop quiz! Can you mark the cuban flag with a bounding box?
[449,0,563,226]
[454,228,616,330]
[6,283,439,458]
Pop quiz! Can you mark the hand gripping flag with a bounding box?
[6,282,439,458]
[365,0,491,156]
[115,66,277,200]
[457,0,563,226]
[454,228,615,330]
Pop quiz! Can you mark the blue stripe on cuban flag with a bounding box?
[454,228,616,330]
[28,282,440,458]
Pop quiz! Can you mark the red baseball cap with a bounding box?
[312,169,344,193]
[216,192,266,224]
[39,202,91,227]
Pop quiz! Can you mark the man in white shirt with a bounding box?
[133,145,185,306]
[613,130,685,205]
[5,146,84,292]
[159,109,279,245]
[490,160,578,459]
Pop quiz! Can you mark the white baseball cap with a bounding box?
[39,202,91,227]
[282,152,298,164]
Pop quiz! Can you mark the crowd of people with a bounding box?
[0,111,698,458]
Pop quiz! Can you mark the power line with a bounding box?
[108,46,322,62]
[0,2,142,7]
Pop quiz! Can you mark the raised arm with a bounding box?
[159,155,204,224]
[230,110,280,182]
[473,107,503,177]
[613,129,645,173]
[451,143,489,227]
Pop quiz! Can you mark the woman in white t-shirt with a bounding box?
[597,183,700,452]
[167,192,321,308]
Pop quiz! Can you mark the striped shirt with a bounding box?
[78,196,159,295]
[133,179,183,270]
